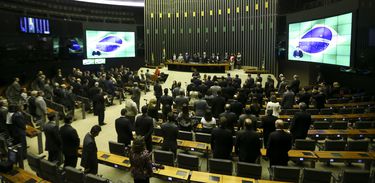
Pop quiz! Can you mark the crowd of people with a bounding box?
[170,52,242,69]
[0,64,353,183]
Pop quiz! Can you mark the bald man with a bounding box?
[235,118,261,163]
[266,119,292,166]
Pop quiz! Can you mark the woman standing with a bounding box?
[130,136,153,183]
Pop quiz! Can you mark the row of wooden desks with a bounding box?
[152,136,210,153]
[0,167,50,183]
[308,129,375,138]
[279,113,375,121]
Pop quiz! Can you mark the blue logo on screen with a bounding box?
[69,39,81,51]
[96,35,123,52]
[293,26,337,58]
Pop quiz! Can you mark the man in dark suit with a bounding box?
[59,116,80,167]
[0,100,8,134]
[211,91,226,118]
[161,112,179,155]
[88,82,101,114]
[115,109,133,147]
[261,110,277,148]
[132,83,141,112]
[290,102,312,142]
[211,117,233,160]
[93,89,106,126]
[219,104,237,134]
[154,80,163,110]
[289,75,300,94]
[44,113,61,163]
[135,106,154,152]
[267,120,292,166]
[160,88,174,120]
[81,125,101,174]
[11,105,27,157]
[281,86,295,109]
[313,88,326,110]
[235,118,261,163]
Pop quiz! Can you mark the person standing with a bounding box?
[134,106,154,152]
[132,83,141,112]
[81,125,102,174]
[194,93,209,117]
[6,78,21,105]
[115,109,134,147]
[161,112,179,155]
[0,100,8,134]
[154,80,163,110]
[59,116,80,167]
[10,105,27,157]
[211,91,226,118]
[267,120,292,166]
[235,119,261,163]
[125,97,138,126]
[266,95,281,117]
[160,88,173,120]
[290,102,312,142]
[35,91,47,127]
[261,110,278,148]
[289,75,300,94]
[211,117,233,160]
[130,136,153,183]
[281,86,295,109]
[93,89,106,126]
[44,113,61,163]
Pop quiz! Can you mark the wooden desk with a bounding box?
[153,165,190,182]
[279,113,375,121]
[166,62,230,73]
[152,136,210,153]
[190,171,223,183]
[26,125,40,138]
[314,151,373,170]
[308,129,375,138]
[78,150,131,170]
[0,167,50,183]
[222,175,255,183]
[260,149,317,168]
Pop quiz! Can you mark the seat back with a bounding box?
[271,165,301,182]
[85,174,109,183]
[237,162,262,179]
[27,153,43,175]
[40,159,61,183]
[320,108,333,115]
[313,121,330,129]
[338,108,352,114]
[347,140,369,151]
[208,158,233,175]
[64,166,84,183]
[331,121,348,129]
[154,150,174,166]
[177,131,193,141]
[295,139,316,151]
[177,153,199,171]
[352,107,365,114]
[306,109,319,115]
[195,132,211,143]
[154,127,163,136]
[108,141,126,156]
[341,170,370,183]
[324,140,346,151]
[355,121,373,129]
[302,168,331,183]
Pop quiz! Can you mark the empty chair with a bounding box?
[237,162,262,179]
[177,131,193,141]
[64,166,84,183]
[39,159,63,183]
[208,158,233,175]
[347,140,369,151]
[331,121,348,129]
[177,153,199,170]
[295,139,316,151]
[154,127,163,136]
[154,149,174,166]
[313,121,330,129]
[320,108,333,115]
[270,165,301,182]
[195,132,211,143]
[355,121,373,129]
[302,168,331,183]
[85,174,110,183]
[306,109,319,115]
[108,141,126,156]
[340,170,370,183]
[27,153,45,176]
[324,140,346,151]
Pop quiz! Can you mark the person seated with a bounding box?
[177,53,184,62]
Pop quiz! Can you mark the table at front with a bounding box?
[314,151,373,170]
[260,149,317,168]
[166,62,230,73]
[308,129,375,139]
[0,167,50,183]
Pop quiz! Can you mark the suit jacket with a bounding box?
[135,114,154,142]
[194,99,208,116]
[290,111,312,140]
[267,130,292,166]
[161,121,178,152]
[261,115,277,147]
[154,84,163,98]
[80,133,98,174]
[211,95,225,117]
[313,93,326,110]
[10,112,26,141]
[0,107,8,132]
[219,111,237,133]
[211,127,233,159]
[93,93,105,113]
[290,79,300,94]
[44,121,61,152]
[59,124,80,156]
[235,129,261,163]
[35,96,47,117]
[281,91,295,109]
[115,116,133,146]
[174,96,189,111]
[230,100,243,117]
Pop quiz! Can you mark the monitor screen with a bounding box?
[20,17,50,34]
[288,13,352,67]
[68,38,84,54]
[86,30,135,58]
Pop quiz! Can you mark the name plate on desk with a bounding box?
[209,175,220,182]
[197,143,206,148]
[176,170,187,177]
[302,152,314,156]
[123,159,130,164]
[101,154,110,159]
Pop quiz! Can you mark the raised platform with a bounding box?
[166,62,230,73]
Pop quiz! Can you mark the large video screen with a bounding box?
[288,13,352,66]
[86,30,135,58]
[20,17,50,34]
